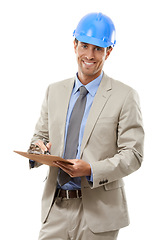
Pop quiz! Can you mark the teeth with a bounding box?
[84,62,94,65]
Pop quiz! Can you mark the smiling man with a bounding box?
[29,12,144,240]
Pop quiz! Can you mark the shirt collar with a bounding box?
[74,72,103,97]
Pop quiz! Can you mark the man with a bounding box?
[29,12,144,240]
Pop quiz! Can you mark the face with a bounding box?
[74,41,112,84]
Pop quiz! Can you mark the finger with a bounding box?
[52,162,59,167]
[55,162,73,173]
[55,162,77,177]
[54,162,68,169]
[46,142,52,151]
[56,161,74,169]
[35,140,47,152]
[54,164,71,175]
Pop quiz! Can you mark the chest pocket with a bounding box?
[92,117,118,144]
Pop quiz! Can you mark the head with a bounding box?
[73,12,116,84]
[74,39,113,84]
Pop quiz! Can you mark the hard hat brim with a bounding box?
[75,33,114,48]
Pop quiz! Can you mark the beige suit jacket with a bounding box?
[30,73,144,233]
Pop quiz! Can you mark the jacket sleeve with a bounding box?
[90,89,144,188]
[29,86,50,169]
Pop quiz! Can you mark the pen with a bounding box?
[43,139,51,155]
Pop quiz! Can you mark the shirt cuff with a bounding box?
[29,160,35,168]
[86,164,93,182]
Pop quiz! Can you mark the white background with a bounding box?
[0,0,163,239]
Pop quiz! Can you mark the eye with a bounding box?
[81,43,88,49]
[95,47,102,51]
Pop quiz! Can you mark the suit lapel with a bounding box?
[80,74,112,157]
[59,77,75,156]
[61,77,75,119]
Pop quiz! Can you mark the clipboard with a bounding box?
[14,151,73,166]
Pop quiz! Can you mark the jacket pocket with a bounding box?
[97,116,117,124]
[104,179,124,191]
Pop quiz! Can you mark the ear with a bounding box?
[74,40,78,53]
[105,47,113,60]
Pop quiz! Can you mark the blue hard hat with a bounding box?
[73,12,116,48]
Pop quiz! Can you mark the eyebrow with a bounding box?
[80,42,88,44]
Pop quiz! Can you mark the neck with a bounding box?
[77,71,102,85]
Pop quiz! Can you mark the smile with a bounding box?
[82,60,95,67]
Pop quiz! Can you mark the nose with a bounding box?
[85,47,94,60]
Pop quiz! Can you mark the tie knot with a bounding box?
[79,86,88,97]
